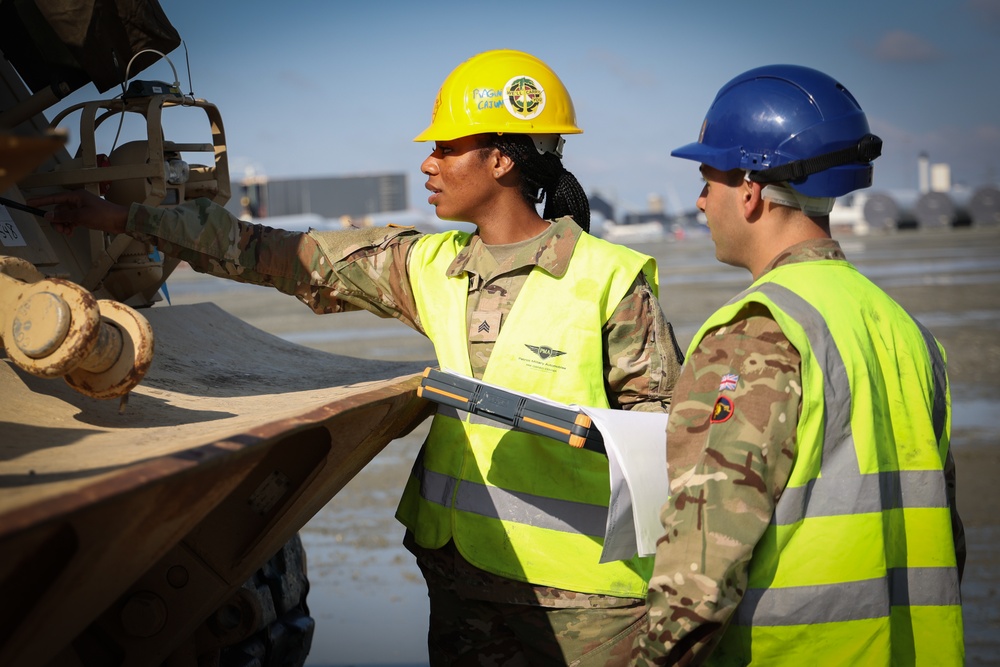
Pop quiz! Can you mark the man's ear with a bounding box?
[744,179,764,219]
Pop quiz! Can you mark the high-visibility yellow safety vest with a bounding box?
[686,259,963,666]
[396,228,658,597]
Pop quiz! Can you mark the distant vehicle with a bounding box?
[598,217,669,244]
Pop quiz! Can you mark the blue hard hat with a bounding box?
[672,64,881,198]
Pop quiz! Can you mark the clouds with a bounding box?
[966,0,1000,25]
[868,112,1000,190]
[583,48,660,90]
[869,30,944,63]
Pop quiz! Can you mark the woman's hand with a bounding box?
[28,190,129,235]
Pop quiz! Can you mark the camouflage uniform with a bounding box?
[630,238,966,665]
[128,202,681,411]
[126,200,685,665]
[404,534,647,666]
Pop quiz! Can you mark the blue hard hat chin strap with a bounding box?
[747,133,883,185]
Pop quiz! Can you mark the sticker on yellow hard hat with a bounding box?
[503,76,546,120]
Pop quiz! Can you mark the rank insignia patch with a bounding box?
[711,396,734,423]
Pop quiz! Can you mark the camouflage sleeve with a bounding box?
[605,274,684,413]
[632,304,800,665]
[127,199,424,326]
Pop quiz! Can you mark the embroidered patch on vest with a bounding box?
[711,396,734,423]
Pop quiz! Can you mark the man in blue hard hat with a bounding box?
[631,65,965,666]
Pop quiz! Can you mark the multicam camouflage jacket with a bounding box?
[630,238,965,665]
[127,199,683,411]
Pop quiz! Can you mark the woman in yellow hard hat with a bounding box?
[412,49,590,241]
[398,49,682,665]
[32,49,683,665]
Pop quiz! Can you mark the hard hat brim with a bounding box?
[413,125,582,143]
[671,141,742,172]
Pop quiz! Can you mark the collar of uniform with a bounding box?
[762,237,847,275]
[445,216,582,281]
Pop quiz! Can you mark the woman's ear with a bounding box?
[492,150,515,179]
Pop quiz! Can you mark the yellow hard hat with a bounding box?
[414,49,582,146]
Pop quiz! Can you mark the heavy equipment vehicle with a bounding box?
[0,2,427,664]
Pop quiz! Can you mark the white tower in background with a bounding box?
[918,152,930,194]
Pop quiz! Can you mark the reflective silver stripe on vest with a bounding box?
[727,282,959,626]
[413,463,609,537]
[734,567,962,626]
[414,409,609,536]
[914,319,949,445]
[774,469,949,522]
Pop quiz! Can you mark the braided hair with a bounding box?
[482,134,591,233]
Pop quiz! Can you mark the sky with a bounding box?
[47,0,1000,217]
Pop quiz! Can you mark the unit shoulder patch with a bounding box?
[711,396,734,423]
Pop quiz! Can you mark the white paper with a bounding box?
[580,407,669,562]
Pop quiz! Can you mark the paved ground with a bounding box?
[168,224,1000,666]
